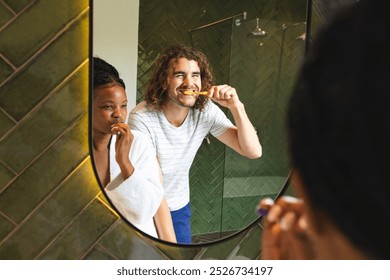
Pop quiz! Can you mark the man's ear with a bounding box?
[161,80,168,91]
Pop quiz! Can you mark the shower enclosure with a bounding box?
[136,0,309,245]
[189,15,307,243]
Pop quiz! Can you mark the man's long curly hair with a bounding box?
[144,45,213,111]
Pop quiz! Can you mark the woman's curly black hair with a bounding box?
[93,57,125,89]
[287,0,390,259]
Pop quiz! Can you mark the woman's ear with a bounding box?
[290,170,323,239]
[290,168,307,201]
[291,168,331,234]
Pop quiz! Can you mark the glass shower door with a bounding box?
[221,18,306,232]
[189,16,307,243]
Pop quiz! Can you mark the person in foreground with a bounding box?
[92,57,176,243]
[258,0,390,259]
[128,44,262,243]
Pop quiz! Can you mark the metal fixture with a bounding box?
[251,18,266,36]
[188,11,247,33]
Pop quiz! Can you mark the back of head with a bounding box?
[93,57,125,89]
[144,44,212,110]
[288,0,390,259]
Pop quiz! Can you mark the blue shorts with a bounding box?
[170,203,192,244]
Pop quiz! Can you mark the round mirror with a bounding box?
[92,0,308,245]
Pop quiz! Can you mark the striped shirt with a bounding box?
[128,100,234,211]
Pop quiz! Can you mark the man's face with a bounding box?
[93,84,128,135]
[165,58,202,108]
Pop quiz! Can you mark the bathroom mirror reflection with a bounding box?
[92,0,308,245]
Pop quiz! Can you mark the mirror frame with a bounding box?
[89,0,313,248]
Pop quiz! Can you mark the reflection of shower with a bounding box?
[282,21,306,30]
[188,11,247,33]
[251,18,266,36]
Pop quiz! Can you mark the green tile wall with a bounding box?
[0,0,312,260]
[0,0,165,260]
[0,163,14,192]
[0,0,89,67]
[0,214,14,241]
[37,199,118,260]
[0,4,14,26]
[219,16,305,232]
[0,59,13,89]
[98,221,170,260]
[0,12,89,121]
[3,0,33,13]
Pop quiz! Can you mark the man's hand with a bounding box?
[208,84,242,109]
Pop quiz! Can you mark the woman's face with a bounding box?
[93,84,128,136]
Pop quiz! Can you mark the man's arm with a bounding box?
[210,85,262,159]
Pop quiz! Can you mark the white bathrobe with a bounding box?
[104,130,163,238]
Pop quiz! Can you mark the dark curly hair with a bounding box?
[144,45,213,111]
[93,57,125,90]
[287,0,389,259]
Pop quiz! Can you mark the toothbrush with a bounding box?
[183,91,209,95]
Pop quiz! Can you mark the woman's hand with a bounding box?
[258,196,315,259]
[111,123,135,178]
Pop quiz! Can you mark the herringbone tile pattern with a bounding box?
[0,0,167,260]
